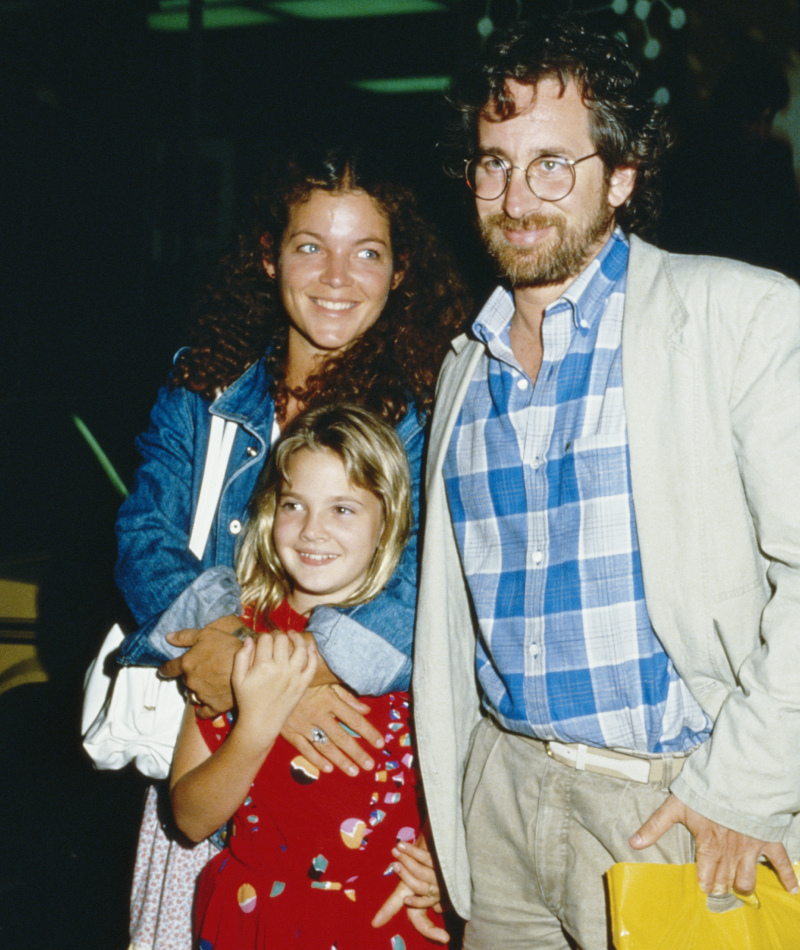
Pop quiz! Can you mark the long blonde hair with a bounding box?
[237,403,412,622]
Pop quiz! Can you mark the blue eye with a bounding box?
[481,156,508,174]
[357,248,379,260]
[531,157,571,179]
[297,243,320,253]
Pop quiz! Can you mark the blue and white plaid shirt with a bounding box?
[443,231,711,754]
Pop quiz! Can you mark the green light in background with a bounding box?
[148,5,279,30]
[351,76,451,94]
[266,0,446,19]
[72,415,129,499]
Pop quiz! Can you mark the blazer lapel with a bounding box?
[622,237,704,649]
[427,335,486,489]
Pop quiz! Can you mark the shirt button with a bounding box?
[532,550,543,565]
[531,457,541,469]
[246,445,258,457]
[529,642,539,657]
[229,519,243,535]
[517,378,529,391]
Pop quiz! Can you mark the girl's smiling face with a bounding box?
[272,447,385,615]
[267,189,403,369]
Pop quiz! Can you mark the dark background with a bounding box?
[0,1,798,947]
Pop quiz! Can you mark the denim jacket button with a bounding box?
[229,519,243,535]
[246,445,258,457]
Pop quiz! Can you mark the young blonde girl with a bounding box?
[170,404,446,949]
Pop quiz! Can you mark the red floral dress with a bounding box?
[193,601,440,949]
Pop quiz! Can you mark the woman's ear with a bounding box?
[260,234,276,278]
[390,254,408,290]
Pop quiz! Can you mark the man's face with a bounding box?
[475,77,634,288]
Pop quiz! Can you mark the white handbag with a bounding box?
[81,623,187,779]
[81,413,242,779]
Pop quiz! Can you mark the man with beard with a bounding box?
[411,16,800,950]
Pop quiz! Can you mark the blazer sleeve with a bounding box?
[671,275,800,843]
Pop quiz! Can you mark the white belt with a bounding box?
[544,740,689,785]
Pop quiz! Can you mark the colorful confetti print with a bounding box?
[237,883,257,914]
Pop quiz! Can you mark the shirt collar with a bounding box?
[472,228,629,345]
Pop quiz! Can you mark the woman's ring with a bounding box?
[428,885,437,898]
[188,690,201,705]
[310,727,329,744]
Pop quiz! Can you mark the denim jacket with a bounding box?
[114,356,423,694]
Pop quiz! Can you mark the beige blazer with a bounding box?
[412,236,800,918]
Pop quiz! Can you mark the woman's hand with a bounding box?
[163,619,385,775]
[279,684,385,776]
[160,615,244,717]
[233,632,317,749]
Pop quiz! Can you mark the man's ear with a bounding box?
[607,166,636,209]
[260,234,276,278]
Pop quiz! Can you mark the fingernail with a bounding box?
[630,833,642,847]
[348,765,358,776]
[364,758,375,771]
[396,842,407,852]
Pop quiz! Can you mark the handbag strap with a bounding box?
[188,414,239,560]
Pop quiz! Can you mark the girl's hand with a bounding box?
[371,835,449,943]
[371,880,449,944]
[232,632,317,748]
[392,837,444,910]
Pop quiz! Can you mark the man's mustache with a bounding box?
[482,211,562,233]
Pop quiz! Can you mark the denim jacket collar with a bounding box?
[210,357,275,436]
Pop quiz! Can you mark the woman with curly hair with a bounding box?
[114,144,469,950]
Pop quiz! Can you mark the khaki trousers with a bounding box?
[462,717,694,950]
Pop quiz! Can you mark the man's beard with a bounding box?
[478,198,614,288]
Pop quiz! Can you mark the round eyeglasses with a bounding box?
[465,152,600,202]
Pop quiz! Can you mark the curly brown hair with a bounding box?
[172,145,471,423]
[443,16,672,238]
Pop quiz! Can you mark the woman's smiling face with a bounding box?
[267,189,403,365]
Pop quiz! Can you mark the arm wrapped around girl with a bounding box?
[170,404,448,948]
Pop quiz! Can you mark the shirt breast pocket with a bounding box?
[562,430,630,502]
[558,431,634,573]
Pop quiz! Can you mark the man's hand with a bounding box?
[160,614,243,718]
[280,684,384,776]
[631,793,799,896]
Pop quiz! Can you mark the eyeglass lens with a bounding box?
[466,156,577,202]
